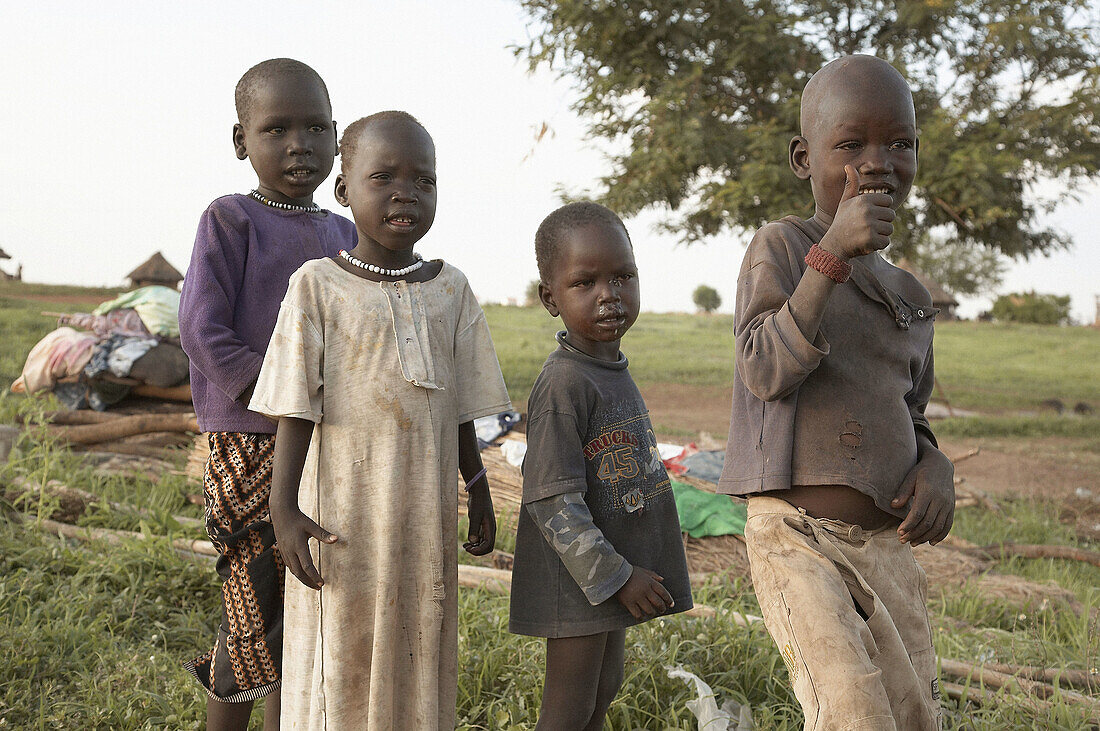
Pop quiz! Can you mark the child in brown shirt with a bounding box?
[719,55,954,730]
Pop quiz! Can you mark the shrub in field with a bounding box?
[524,279,541,307]
[692,285,721,314]
[989,291,1072,325]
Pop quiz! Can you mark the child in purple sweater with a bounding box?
[178,58,356,730]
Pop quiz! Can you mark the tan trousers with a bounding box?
[745,497,941,731]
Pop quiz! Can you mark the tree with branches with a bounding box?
[515,0,1100,293]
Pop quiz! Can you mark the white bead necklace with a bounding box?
[340,249,424,277]
[248,189,321,214]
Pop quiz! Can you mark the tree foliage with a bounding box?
[692,284,722,312]
[897,235,1005,296]
[515,0,1100,264]
[989,291,1072,324]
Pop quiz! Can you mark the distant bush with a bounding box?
[524,279,540,307]
[692,284,721,313]
[989,291,1071,325]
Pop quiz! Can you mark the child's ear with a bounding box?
[538,282,559,317]
[332,120,339,152]
[789,136,811,180]
[233,123,248,160]
[333,174,350,207]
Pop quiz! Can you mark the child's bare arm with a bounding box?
[891,431,955,546]
[788,166,895,340]
[736,167,894,401]
[270,416,336,589]
[459,420,495,556]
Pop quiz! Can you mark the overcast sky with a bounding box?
[2,1,1096,323]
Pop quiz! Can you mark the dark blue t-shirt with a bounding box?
[509,335,693,638]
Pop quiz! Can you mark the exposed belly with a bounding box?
[761,484,899,530]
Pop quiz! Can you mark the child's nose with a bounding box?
[596,281,621,302]
[287,131,313,155]
[859,146,892,174]
[391,186,417,203]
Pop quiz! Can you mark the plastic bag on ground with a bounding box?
[667,665,753,731]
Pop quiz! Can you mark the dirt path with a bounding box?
[942,436,1099,501]
[640,383,732,440]
[638,381,1100,505]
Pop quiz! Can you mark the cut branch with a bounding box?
[977,543,1100,569]
[940,657,1100,715]
[42,413,199,445]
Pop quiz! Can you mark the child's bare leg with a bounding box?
[536,630,626,731]
[582,629,625,731]
[264,689,280,730]
[205,697,252,731]
[205,689,279,731]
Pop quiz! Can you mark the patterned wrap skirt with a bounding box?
[184,432,284,703]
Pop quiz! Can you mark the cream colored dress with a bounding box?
[250,258,511,730]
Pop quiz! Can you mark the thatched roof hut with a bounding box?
[896,259,958,320]
[127,251,183,289]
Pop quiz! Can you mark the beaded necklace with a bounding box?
[339,249,425,277]
[248,189,321,214]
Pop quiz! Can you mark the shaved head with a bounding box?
[800,55,914,138]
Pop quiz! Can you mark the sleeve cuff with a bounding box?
[773,301,830,370]
[583,558,632,606]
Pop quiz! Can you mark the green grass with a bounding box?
[3,281,1097,417]
[3,470,1098,729]
[483,304,737,403]
[933,321,1100,414]
[486,306,1100,418]
[2,283,1100,728]
[935,414,1100,442]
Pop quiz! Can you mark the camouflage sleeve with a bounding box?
[525,491,633,605]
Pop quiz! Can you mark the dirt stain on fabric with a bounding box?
[373,393,413,431]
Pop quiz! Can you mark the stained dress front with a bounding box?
[250,258,511,730]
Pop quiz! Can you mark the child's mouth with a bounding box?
[595,313,626,329]
[859,186,892,195]
[386,215,416,229]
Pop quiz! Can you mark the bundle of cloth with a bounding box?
[11,285,189,411]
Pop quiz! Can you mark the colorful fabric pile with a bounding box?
[11,287,188,411]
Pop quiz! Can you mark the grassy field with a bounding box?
[1,281,1099,728]
[3,280,1098,418]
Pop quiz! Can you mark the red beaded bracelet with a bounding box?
[805,243,852,283]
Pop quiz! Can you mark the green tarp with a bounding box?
[672,480,747,538]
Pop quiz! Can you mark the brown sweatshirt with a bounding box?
[718,216,938,518]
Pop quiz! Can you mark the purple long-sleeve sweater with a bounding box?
[179,194,357,434]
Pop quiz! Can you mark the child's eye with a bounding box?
[837,141,862,151]
[310,124,328,133]
[371,173,392,182]
[418,177,436,187]
[573,279,593,288]
[267,127,285,135]
[890,139,915,150]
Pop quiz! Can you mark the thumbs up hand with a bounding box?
[819,165,895,260]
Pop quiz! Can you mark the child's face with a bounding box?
[232,74,336,206]
[539,222,639,361]
[334,120,437,254]
[792,74,917,220]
